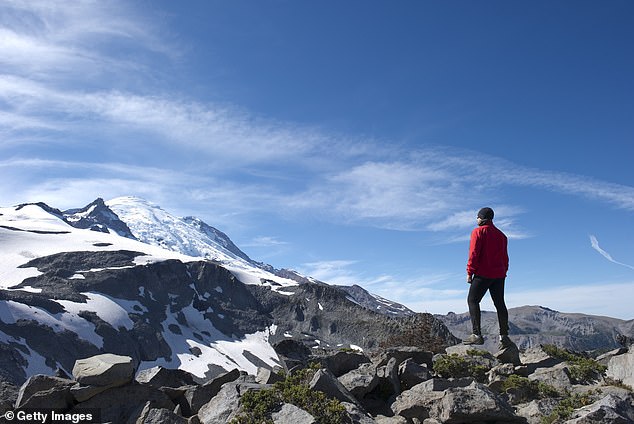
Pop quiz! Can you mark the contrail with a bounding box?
[589,235,634,271]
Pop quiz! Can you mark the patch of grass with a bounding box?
[433,353,490,383]
[540,390,601,424]
[466,348,489,357]
[231,363,348,424]
[501,374,560,404]
[541,344,607,384]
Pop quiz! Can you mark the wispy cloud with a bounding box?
[2,0,634,238]
[242,236,290,248]
[589,235,634,271]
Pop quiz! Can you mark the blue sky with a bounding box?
[1,1,633,319]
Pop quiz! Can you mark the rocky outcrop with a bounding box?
[4,343,631,424]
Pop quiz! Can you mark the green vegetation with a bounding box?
[466,348,490,357]
[541,344,607,384]
[501,374,560,404]
[541,390,602,424]
[433,353,490,383]
[231,363,348,424]
[603,377,633,392]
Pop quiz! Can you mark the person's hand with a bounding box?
[467,274,473,284]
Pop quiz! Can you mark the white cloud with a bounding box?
[589,235,634,271]
[243,236,290,248]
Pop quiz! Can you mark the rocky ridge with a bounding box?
[2,342,633,423]
[437,306,634,353]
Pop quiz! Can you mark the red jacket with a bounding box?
[467,222,509,279]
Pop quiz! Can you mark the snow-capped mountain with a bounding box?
[1,197,446,388]
[106,196,414,316]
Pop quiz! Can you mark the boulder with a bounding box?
[565,393,634,424]
[430,382,522,423]
[391,382,444,419]
[495,340,522,365]
[72,353,134,387]
[197,381,242,424]
[137,401,189,424]
[135,366,196,388]
[374,346,434,369]
[69,383,174,423]
[255,367,284,385]
[183,368,241,415]
[398,358,432,390]
[15,374,74,409]
[529,362,573,389]
[316,350,370,377]
[309,368,362,408]
[338,362,379,399]
[0,379,18,414]
[520,347,563,373]
[515,398,560,424]
[271,403,316,424]
[607,349,634,388]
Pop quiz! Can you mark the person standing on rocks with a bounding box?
[463,207,511,348]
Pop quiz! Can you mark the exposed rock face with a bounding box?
[2,346,633,424]
[607,347,634,388]
[1,249,458,387]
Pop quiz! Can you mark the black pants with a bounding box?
[467,275,509,336]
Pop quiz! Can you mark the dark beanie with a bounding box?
[477,207,494,220]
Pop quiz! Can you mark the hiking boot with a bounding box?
[463,334,484,345]
[498,335,512,350]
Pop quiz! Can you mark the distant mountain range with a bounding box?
[436,305,634,352]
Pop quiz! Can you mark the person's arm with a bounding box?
[466,229,479,283]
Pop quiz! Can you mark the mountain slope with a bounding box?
[106,196,414,316]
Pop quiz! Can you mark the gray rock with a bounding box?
[0,379,18,415]
[398,358,432,390]
[316,350,370,377]
[520,346,564,373]
[183,368,241,415]
[416,377,474,392]
[69,383,174,424]
[374,415,409,424]
[391,382,444,419]
[338,362,379,399]
[374,346,434,369]
[528,362,573,390]
[15,374,74,409]
[383,357,401,396]
[70,382,111,402]
[565,393,634,424]
[135,366,196,388]
[596,347,628,367]
[495,340,522,365]
[607,350,634,388]
[271,403,316,424]
[72,353,135,387]
[309,368,362,407]
[141,406,189,424]
[341,401,375,424]
[516,398,561,424]
[197,382,242,424]
[255,367,284,385]
[430,382,522,423]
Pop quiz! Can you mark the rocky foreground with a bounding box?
[2,340,633,424]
